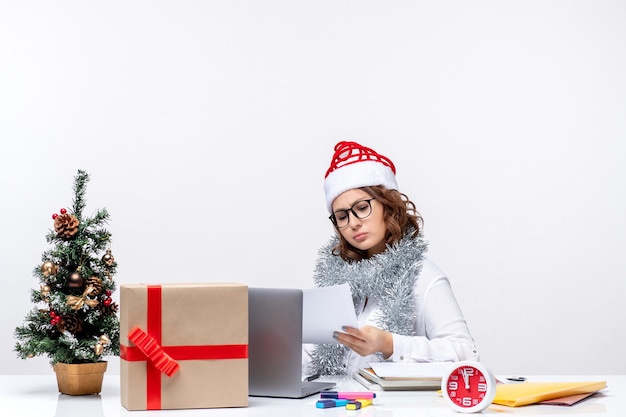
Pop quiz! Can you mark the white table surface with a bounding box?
[0,374,621,417]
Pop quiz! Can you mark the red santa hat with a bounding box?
[324,141,398,213]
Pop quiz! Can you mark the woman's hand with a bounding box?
[333,325,393,358]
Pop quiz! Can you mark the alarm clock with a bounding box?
[441,361,497,413]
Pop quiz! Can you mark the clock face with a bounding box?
[442,361,496,413]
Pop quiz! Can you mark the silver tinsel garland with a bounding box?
[308,230,428,375]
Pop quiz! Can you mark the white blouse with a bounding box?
[303,258,479,377]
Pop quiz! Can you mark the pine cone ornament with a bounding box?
[98,301,119,316]
[57,313,83,334]
[85,276,103,295]
[54,213,80,239]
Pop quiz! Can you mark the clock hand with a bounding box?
[462,368,470,389]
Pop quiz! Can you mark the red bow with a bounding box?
[127,327,180,377]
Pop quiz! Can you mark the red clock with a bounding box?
[442,361,497,413]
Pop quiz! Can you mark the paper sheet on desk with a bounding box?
[302,284,358,344]
[540,392,597,406]
[369,362,450,378]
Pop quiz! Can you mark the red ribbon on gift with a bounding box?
[120,285,248,410]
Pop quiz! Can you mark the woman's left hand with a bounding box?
[334,325,393,358]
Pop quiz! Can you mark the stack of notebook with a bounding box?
[353,362,448,391]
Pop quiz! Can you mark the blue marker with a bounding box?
[316,399,349,408]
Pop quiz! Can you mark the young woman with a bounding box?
[305,141,479,377]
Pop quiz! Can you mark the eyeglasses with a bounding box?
[329,198,376,228]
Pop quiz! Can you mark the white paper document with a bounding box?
[302,284,358,344]
[369,362,451,378]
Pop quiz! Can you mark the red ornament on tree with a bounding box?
[60,208,67,214]
[52,213,58,220]
[103,298,112,306]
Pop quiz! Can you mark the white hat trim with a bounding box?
[324,160,398,213]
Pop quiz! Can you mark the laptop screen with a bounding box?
[248,287,335,398]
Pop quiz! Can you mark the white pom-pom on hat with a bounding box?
[324,141,398,213]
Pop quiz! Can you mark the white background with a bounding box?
[1,1,624,376]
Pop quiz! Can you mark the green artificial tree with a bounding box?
[15,170,120,366]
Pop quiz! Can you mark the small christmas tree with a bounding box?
[15,170,120,365]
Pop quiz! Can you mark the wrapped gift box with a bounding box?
[120,283,248,410]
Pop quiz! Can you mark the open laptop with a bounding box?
[248,287,336,398]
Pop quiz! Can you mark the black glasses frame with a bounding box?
[329,198,376,228]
